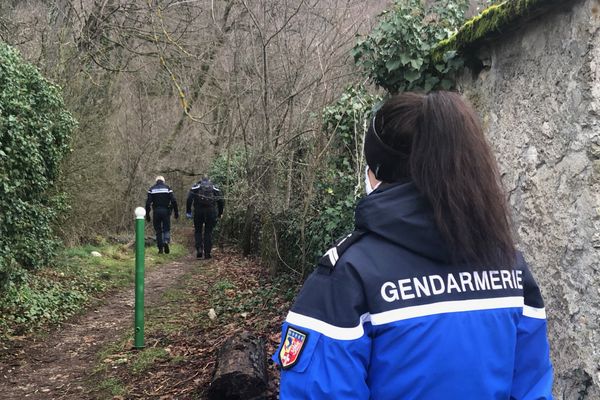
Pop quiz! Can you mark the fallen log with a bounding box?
[207,331,268,400]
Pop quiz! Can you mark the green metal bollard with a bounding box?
[134,207,146,349]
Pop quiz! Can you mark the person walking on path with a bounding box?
[145,175,179,254]
[273,92,553,399]
[186,176,224,259]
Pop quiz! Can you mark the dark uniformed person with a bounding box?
[273,92,553,399]
[145,176,178,254]
[186,176,224,259]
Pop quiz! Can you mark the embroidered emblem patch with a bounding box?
[279,327,308,369]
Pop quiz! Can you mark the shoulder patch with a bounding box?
[318,230,366,270]
[279,326,308,369]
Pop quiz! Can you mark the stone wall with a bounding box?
[458,1,600,397]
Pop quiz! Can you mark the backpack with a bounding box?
[196,181,215,206]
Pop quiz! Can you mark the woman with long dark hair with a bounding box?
[273,91,553,399]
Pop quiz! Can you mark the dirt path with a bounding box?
[0,255,195,400]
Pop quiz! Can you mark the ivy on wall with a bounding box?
[353,0,469,93]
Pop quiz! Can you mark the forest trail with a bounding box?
[0,239,294,399]
[0,254,196,399]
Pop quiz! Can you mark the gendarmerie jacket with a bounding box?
[273,181,553,400]
[185,178,224,216]
[145,181,178,216]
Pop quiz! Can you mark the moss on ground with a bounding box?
[131,348,170,374]
[96,377,127,397]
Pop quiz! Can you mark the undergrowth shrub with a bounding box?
[0,42,76,286]
[210,87,378,275]
[304,87,380,264]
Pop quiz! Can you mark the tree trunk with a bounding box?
[207,332,268,400]
[241,204,256,256]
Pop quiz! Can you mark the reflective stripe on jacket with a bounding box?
[273,181,553,400]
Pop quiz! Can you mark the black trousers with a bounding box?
[153,208,171,250]
[194,207,217,255]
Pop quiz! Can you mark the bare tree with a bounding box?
[0,0,389,241]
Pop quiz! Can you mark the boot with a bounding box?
[158,247,164,254]
[164,243,170,254]
[196,249,202,259]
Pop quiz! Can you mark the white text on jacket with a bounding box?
[381,270,523,302]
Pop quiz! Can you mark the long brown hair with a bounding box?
[375,91,515,267]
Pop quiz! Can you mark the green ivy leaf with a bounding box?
[424,76,440,92]
[443,50,458,62]
[441,79,454,90]
[399,53,411,66]
[404,70,421,83]
[385,59,402,72]
[410,58,423,69]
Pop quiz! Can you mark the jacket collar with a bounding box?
[355,181,451,262]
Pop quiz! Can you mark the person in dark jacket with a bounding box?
[273,92,553,399]
[186,176,224,259]
[145,176,178,254]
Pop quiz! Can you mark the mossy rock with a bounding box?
[432,0,579,63]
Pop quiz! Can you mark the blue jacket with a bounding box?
[273,181,553,399]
